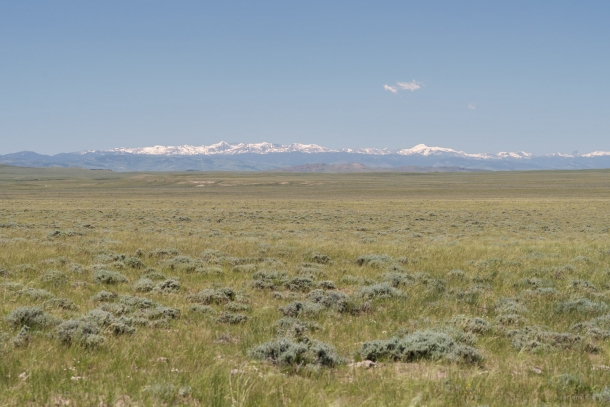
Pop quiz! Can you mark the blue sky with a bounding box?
[1,1,609,155]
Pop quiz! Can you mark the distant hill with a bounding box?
[2,141,610,171]
[274,163,489,173]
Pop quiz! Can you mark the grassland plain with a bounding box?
[1,165,610,406]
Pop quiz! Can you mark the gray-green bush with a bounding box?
[360,329,483,365]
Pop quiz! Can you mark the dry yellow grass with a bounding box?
[1,167,610,406]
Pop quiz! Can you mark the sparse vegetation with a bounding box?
[360,329,484,365]
[2,168,610,405]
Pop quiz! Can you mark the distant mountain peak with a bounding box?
[83,141,576,159]
[78,141,610,161]
[3,141,610,172]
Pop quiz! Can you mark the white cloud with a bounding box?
[396,80,422,91]
[383,84,398,94]
[467,103,476,110]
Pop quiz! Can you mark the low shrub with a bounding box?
[449,315,491,334]
[551,374,589,394]
[556,298,608,314]
[356,254,393,268]
[495,314,525,326]
[495,298,527,314]
[95,253,126,264]
[142,271,167,281]
[360,329,483,365]
[515,278,554,289]
[134,278,155,292]
[200,249,228,264]
[155,278,180,293]
[452,287,483,304]
[40,270,68,287]
[163,256,200,272]
[0,282,23,291]
[189,305,216,314]
[279,301,315,317]
[93,270,128,284]
[11,326,30,348]
[15,264,36,273]
[298,264,326,278]
[571,314,610,339]
[447,269,466,279]
[91,291,118,302]
[43,298,78,311]
[107,319,136,336]
[186,288,236,305]
[307,289,360,314]
[340,275,361,286]
[224,302,251,312]
[593,387,610,402]
[5,306,58,328]
[124,257,145,269]
[249,337,307,366]
[316,280,336,290]
[272,291,299,300]
[18,288,55,300]
[136,306,180,320]
[357,283,405,300]
[84,309,116,326]
[232,264,257,273]
[251,271,289,290]
[412,273,446,293]
[284,276,315,292]
[119,295,156,309]
[505,326,593,352]
[98,303,132,316]
[148,248,179,258]
[249,337,342,367]
[56,319,105,348]
[570,280,597,292]
[519,287,559,298]
[381,272,414,287]
[216,312,249,324]
[274,317,321,338]
[196,266,224,275]
[572,256,593,264]
[307,253,332,265]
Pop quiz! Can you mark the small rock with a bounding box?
[593,365,610,371]
[349,360,377,369]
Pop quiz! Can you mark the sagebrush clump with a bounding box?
[93,269,128,284]
[505,325,595,353]
[249,337,343,367]
[556,298,608,314]
[186,287,236,304]
[357,283,405,300]
[360,329,484,365]
[5,306,58,328]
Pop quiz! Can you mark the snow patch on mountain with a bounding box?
[82,141,610,160]
[87,142,335,156]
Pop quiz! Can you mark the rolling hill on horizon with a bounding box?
[2,141,610,172]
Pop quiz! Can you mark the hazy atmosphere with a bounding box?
[2,1,610,155]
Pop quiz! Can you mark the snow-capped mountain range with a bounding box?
[2,141,610,172]
[83,141,608,159]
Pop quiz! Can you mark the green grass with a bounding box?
[1,166,610,405]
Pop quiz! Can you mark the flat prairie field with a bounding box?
[2,166,610,406]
